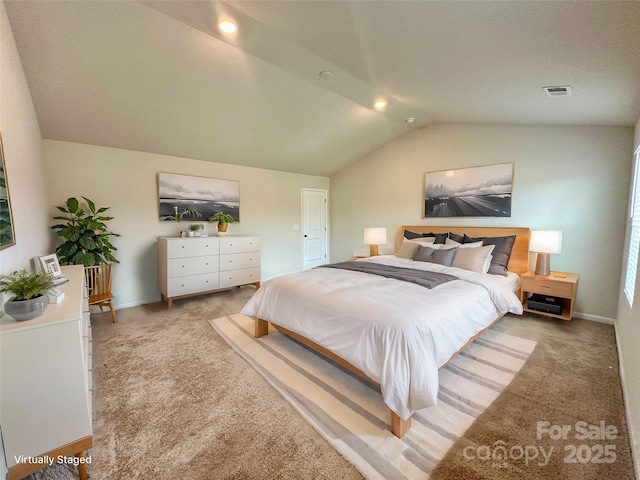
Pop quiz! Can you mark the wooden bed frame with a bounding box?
[255,226,530,438]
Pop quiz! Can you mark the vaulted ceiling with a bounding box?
[5,1,640,176]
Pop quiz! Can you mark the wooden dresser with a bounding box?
[0,265,92,480]
[158,236,261,308]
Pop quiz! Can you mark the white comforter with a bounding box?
[241,255,523,420]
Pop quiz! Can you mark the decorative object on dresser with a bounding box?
[158,172,240,223]
[51,196,120,266]
[0,132,16,250]
[208,211,235,235]
[157,236,260,308]
[529,229,563,276]
[0,268,54,321]
[363,227,386,256]
[188,222,205,237]
[424,162,513,217]
[0,265,92,480]
[520,271,579,321]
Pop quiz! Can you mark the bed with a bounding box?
[241,226,530,437]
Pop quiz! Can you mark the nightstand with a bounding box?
[520,271,579,322]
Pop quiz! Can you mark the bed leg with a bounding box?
[255,318,269,338]
[391,411,411,438]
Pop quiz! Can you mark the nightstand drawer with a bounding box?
[521,278,574,298]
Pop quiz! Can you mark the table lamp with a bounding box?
[364,227,387,256]
[530,230,563,276]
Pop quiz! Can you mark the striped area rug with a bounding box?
[209,314,537,480]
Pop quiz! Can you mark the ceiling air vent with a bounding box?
[543,85,572,97]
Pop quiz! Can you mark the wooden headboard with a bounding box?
[398,226,530,276]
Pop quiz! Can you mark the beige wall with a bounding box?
[330,124,633,322]
[0,2,52,475]
[0,2,51,278]
[42,140,329,308]
[616,116,640,478]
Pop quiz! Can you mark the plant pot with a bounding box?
[4,294,50,321]
[217,223,228,233]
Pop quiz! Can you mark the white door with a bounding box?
[302,188,328,270]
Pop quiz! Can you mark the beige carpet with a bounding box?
[25,286,636,479]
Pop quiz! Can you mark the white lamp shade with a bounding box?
[364,227,387,245]
[530,230,563,254]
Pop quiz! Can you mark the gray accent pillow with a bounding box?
[414,245,457,267]
[464,234,516,276]
[404,230,448,244]
[397,241,420,259]
[451,244,495,273]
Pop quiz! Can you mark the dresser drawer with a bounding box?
[166,237,220,258]
[167,273,220,297]
[219,252,261,271]
[219,237,260,254]
[219,267,261,288]
[167,255,219,278]
[521,277,574,298]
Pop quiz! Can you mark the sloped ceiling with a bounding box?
[5,1,640,176]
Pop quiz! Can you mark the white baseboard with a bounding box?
[113,296,161,310]
[573,311,615,324]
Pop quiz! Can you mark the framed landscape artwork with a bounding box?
[424,163,513,217]
[158,172,240,223]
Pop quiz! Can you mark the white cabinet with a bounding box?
[158,236,260,308]
[0,265,92,480]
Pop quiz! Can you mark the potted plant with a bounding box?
[208,212,235,234]
[188,223,205,237]
[51,196,120,266]
[0,268,54,321]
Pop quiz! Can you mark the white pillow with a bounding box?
[427,243,456,250]
[406,236,436,246]
[483,255,493,274]
[452,244,495,273]
[445,238,484,248]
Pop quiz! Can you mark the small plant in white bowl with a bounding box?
[0,268,55,321]
[189,223,205,237]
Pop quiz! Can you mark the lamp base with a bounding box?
[535,253,551,276]
[369,244,379,256]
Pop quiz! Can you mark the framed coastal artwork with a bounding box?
[158,172,240,223]
[424,163,513,218]
[0,133,15,250]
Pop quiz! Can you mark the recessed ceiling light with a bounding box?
[319,70,333,79]
[218,19,237,34]
[405,117,416,124]
[373,99,387,110]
